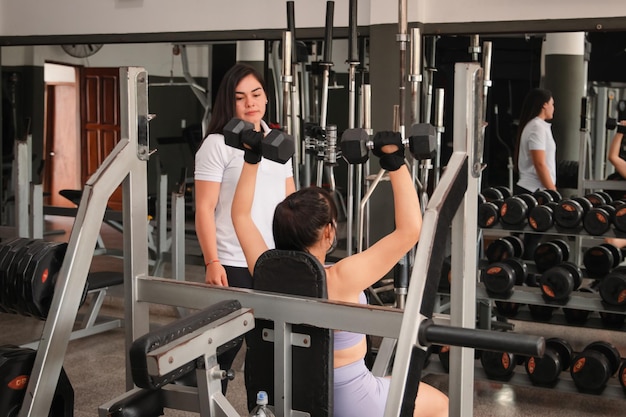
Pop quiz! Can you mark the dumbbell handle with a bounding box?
[419,320,545,357]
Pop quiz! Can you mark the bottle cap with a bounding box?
[257,390,269,405]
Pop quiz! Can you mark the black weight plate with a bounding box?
[583,245,614,279]
[528,304,556,320]
[495,186,513,199]
[4,239,34,314]
[528,205,554,232]
[503,258,528,286]
[485,238,515,263]
[494,301,521,317]
[478,202,499,228]
[545,189,562,202]
[596,190,613,204]
[551,239,570,261]
[554,199,584,228]
[585,341,621,375]
[525,350,560,386]
[502,236,525,258]
[500,196,528,226]
[13,243,37,316]
[533,189,554,205]
[518,193,538,211]
[583,207,612,236]
[600,243,622,267]
[481,187,504,203]
[29,242,67,319]
[481,262,516,295]
[598,272,626,306]
[571,350,612,393]
[540,264,576,301]
[480,350,517,380]
[584,192,606,207]
[21,240,53,317]
[534,241,564,273]
[546,338,573,371]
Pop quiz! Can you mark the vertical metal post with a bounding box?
[449,62,482,417]
[434,88,445,185]
[345,0,359,256]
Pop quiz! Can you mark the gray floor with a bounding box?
[1,215,625,416]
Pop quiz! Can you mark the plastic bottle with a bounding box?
[249,391,275,417]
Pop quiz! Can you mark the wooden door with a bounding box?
[80,67,122,210]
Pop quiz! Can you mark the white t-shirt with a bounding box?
[517,117,556,192]
[194,121,293,267]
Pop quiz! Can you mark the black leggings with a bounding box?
[217,265,253,394]
[512,184,542,260]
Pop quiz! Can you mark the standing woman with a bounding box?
[194,63,296,392]
[514,88,557,194]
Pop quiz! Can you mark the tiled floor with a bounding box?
[1,215,625,416]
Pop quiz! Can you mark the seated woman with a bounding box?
[231,131,449,417]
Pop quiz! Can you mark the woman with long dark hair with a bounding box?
[194,63,295,392]
[514,88,557,194]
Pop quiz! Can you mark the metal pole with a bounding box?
[345,0,359,256]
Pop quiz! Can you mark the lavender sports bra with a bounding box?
[333,291,367,350]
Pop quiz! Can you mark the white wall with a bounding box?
[1,0,624,38]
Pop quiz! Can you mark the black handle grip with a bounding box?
[348,0,358,62]
[323,1,335,63]
[286,1,297,61]
[419,321,545,357]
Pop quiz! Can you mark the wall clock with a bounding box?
[61,44,104,58]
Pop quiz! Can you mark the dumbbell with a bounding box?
[478,194,500,228]
[539,261,583,302]
[484,235,524,263]
[606,117,626,133]
[571,341,622,394]
[553,196,593,229]
[598,266,626,307]
[583,243,622,279]
[533,189,562,206]
[583,203,616,236]
[525,338,572,387]
[481,257,527,297]
[528,200,559,232]
[223,118,295,164]
[533,239,570,273]
[499,194,538,227]
[340,124,436,164]
[480,348,524,381]
[612,202,626,233]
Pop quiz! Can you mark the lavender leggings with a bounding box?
[334,359,391,417]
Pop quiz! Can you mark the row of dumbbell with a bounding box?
[480,236,626,306]
[478,186,626,236]
[436,339,626,394]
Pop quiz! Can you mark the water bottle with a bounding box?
[249,390,275,417]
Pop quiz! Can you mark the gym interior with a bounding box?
[1,1,626,416]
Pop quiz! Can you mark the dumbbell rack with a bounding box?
[470,220,626,399]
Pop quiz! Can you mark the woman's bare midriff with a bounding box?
[333,336,368,368]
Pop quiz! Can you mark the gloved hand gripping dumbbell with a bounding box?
[340,123,437,168]
[223,118,295,164]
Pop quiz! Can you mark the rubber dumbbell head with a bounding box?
[481,258,527,297]
[539,261,582,301]
[480,349,519,381]
[583,243,621,279]
[407,123,436,160]
[485,236,523,263]
[481,187,504,203]
[525,338,572,386]
[584,192,607,207]
[528,203,555,232]
[340,128,371,164]
[612,203,626,233]
[595,190,613,204]
[571,341,621,394]
[533,189,555,206]
[478,201,500,228]
[223,118,254,149]
[583,204,615,236]
[499,196,530,226]
[262,130,295,164]
[598,266,626,307]
[533,240,569,273]
[495,186,512,200]
[554,198,585,229]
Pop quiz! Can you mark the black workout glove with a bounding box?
[618,124,626,135]
[372,131,405,171]
[240,129,264,164]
